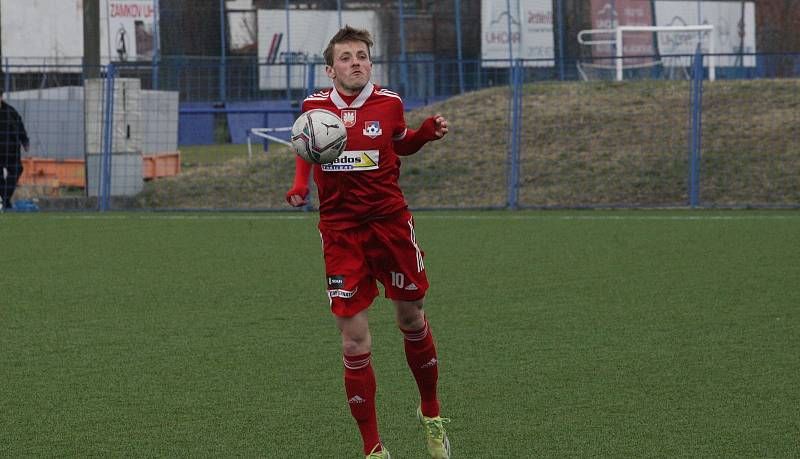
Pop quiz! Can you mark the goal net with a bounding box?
[577,25,716,81]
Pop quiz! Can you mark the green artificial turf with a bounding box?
[1,210,798,457]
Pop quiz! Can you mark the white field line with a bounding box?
[12,213,800,222]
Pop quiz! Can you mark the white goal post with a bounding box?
[247,127,292,160]
[578,25,716,82]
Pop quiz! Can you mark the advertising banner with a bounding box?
[654,1,756,67]
[481,0,554,68]
[590,0,655,65]
[105,0,158,62]
[0,0,84,68]
[0,0,158,71]
[257,10,383,90]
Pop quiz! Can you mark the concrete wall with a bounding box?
[141,90,179,152]
[6,85,179,160]
[13,99,85,159]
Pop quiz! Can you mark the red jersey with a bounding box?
[302,82,410,230]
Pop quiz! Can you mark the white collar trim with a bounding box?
[330,82,374,109]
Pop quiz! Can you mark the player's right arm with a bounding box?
[286,156,311,207]
[285,101,313,207]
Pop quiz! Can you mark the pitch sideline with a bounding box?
[9,213,799,222]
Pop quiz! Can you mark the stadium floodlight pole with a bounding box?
[454,0,465,94]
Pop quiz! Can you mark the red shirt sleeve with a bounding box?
[392,99,408,141]
[285,101,312,202]
[393,116,439,156]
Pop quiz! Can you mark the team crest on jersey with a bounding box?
[363,121,382,139]
[341,110,357,128]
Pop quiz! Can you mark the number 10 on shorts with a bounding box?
[390,271,405,289]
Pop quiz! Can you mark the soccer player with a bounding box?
[285,26,450,459]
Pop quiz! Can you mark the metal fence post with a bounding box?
[398,0,409,96]
[454,0,465,94]
[152,0,160,90]
[689,45,704,208]
[306,62,316,95]
[508,59,522,209]
[2,58,9,93]
[285,0,292,103]
[100,64,116,212]
[219,0,226,102]
[505,0,514,67]
[557,0,565,80]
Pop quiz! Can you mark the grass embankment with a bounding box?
[140,79,800,209]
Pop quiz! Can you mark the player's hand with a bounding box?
[285,186,309,207]
[433,114,448,139]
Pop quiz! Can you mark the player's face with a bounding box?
[326,41,372,96]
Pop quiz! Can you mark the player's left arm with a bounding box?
[393,110,448,157]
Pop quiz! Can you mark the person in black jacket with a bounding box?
[0,89,29,210]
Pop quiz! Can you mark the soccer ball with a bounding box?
[290,109,347,164]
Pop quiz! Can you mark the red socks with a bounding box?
[400,319,440,417]
[343,321,440,454]
[343,352,381,454]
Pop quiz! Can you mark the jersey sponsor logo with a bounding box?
[328,287,358,299]
[341,110,357,128]
[363,121,383,138]
[327,275,345,288]
[321,150,379,172]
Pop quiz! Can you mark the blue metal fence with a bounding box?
[2,52,799,211]
[689,47,703,208]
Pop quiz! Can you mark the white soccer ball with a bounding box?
[290,109,347,164]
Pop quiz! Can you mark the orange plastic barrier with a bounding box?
[143,151,181,179]
[19,158,85,187]
[18,152,181,188]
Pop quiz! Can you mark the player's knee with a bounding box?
[341,332,371,355]
[394,297,425,310]
[394,299,426,330]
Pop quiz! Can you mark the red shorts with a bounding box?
[320,210,429,317]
